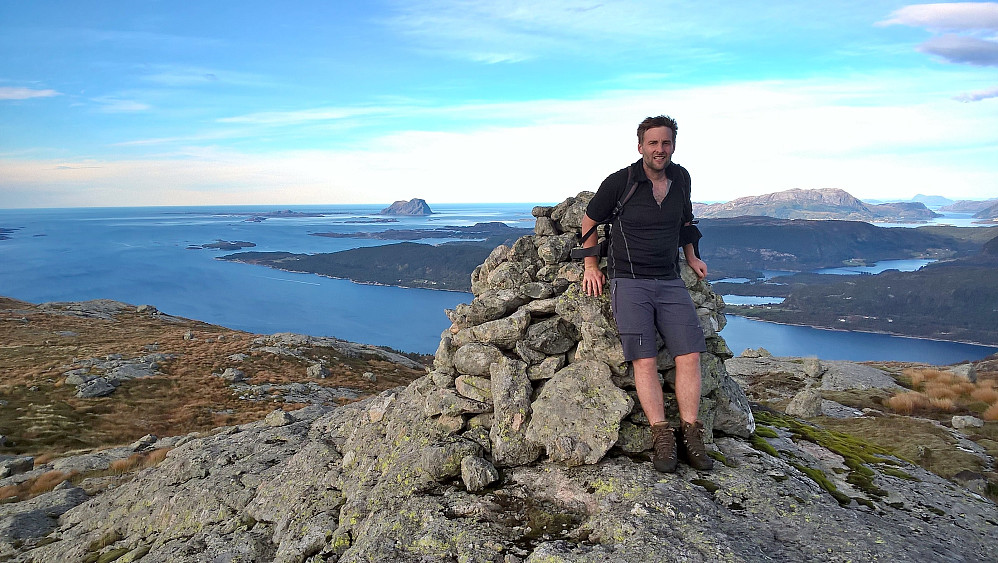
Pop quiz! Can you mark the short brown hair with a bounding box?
[637,115,678,143]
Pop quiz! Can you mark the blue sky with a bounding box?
[1,1,997,208]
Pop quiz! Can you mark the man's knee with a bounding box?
[675,351,699,364]
[631,356,657,377]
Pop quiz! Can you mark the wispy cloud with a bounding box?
[881,3,998,66]
[91,96,151,113]
[217,106,391,126]
[382,0,711,63]
[954,84,998,101]
[0,87,60,100]
[141,65,269,88]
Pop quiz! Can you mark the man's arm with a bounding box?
[680,166,706,279]
[581,213,605,296]
[683,241,707,280]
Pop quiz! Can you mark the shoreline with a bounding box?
[724,312,998,350]
[223,257,997,350]
[218,258,474,294]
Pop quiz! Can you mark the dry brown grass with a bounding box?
[929,397,957,411]
[886,391,929,414]
[888,368,998,419]
[0,298,427,459]
[0,469,79,502]
[925,384,957,400]
[108,448,171,474]
[972,387,998,404]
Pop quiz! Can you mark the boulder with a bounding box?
[785,387,823,418]
[952,415,984,429]
[217,367,247,383]
[460,455,500,492]
[306,363,329,379]
[947,364,977,383]
[525,361,633,466]
[75,377,115,398]
[489,358,542,467]
[452,343,504,376]
[819,361,902,391]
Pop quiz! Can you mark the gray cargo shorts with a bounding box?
[609,277,707,361]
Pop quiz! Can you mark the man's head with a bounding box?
[637,115,678,144]
[637,115,678,173]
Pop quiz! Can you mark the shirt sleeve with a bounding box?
[586,167,628,223]
[682,166,694,225]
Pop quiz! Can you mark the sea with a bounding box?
[1,205,995,364]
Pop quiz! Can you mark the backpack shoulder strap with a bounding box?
[580,166,637,243]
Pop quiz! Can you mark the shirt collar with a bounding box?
[631,159,678,183]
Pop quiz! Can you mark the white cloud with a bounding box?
[0,87,60,100]
[882,3,998,66]
[880,2,998,31]
[4,72,998,207]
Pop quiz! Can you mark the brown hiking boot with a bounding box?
[650,421,678,473]
[680,420,714,471]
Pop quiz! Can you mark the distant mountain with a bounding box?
[939,199,998,213]
[693,188,939,222]
[974,201,998,220]
[380,198,433,215]
[910,194,954,207]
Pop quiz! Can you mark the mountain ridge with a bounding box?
[694,187,940,222]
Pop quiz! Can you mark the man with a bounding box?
[580,115,713,473]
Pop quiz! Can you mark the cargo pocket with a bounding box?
[618,332,643,358]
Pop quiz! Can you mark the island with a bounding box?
[311,222,528,241]
[380,198,433,215]
[187,240,257,251]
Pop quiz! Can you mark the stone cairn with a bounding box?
[430,191,754,469]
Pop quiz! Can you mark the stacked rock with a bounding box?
[430,191,754,468]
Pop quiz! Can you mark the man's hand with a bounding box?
[688,256,708,280]
[583,265,605,296]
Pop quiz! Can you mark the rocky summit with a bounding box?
[3,192,997,562]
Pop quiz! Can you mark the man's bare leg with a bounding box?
[674,352,702,424]
[674,351,713,470]
[632,357,665,424]
[633,356,678,471]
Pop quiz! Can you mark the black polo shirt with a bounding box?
[586,159,694,280]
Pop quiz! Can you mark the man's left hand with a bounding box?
[688,256,708,280]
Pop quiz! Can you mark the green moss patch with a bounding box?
[817,416,985,479]
[754,409,907,504]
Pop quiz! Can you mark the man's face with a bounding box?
[638,126,675,173]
